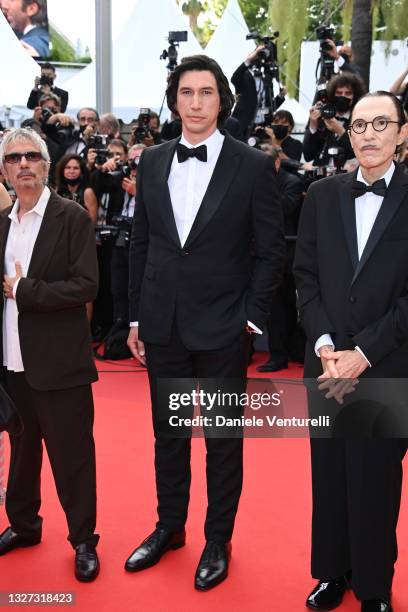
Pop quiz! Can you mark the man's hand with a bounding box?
[127,327,146,365]
[246,45,264,65]
[309,104,322,130]
[33,106,42,122]
[264,126,281,145]
[3,262,23,300]
[83,124,96,142]
[318,344,339,380]
[122,177,136,196]
[321,349,369,380]
[47,113,72,127]
[318,377,359,405]
[100,158,117,173]
[87,148,97,168]
[323,117,345,136]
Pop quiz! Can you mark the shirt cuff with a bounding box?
[336,56,345,68]
[355,345,372,367]
[308,125,317,135]
[12,278,20,299]
[247,320,262,335]
[129,321,138,327]
[244,60,251,67]
[315,334,334,357]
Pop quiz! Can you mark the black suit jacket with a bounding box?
[293,165,408,378]
[129,133,285,350]
[0,190,98,390]
[27,86,69,112]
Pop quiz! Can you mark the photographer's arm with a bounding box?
[390,67,408,96]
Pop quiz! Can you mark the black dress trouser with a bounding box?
[144,323,250,544]
[5,371,99,548]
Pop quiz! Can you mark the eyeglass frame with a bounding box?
[3,151,45,165]
[348,116,403,135]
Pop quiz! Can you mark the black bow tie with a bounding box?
[176,143,207,163]
[351,178,387,198]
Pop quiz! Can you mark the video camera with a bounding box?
[315,25,343,82]
[160,31,188,72]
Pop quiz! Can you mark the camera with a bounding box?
[40,107,54,125]
[111,215,133,248]
[160,31,188,72]
[316,25,335,52]
[315,83,336,120]
[40,75,54,87]
[246,31,280,79]
[120,158,138,179]
[89,134,109,165]
[133,109,152,144]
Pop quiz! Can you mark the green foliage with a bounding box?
[49,25,76,62]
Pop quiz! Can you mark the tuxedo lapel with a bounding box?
[339,170,359,271]
[351,164,408,285]
[184,134,241,248]
[27,191,65,278]
[154,138,182,248]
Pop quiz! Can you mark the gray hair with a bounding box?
[129,143,146,154]
[0,128,51,171]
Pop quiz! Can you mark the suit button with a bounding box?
[180,250,189,256]
[349,295,356,304]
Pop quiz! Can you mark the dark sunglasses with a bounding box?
[4,151,44,164]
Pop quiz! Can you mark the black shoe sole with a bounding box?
[195,571,228,591]
[124,540,185,572]
[0,539,41,556]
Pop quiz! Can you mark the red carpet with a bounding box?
[1,352,407,611]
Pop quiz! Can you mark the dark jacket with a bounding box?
[129,133,285,350]
[0,190,98,390]
[27,86,69,112]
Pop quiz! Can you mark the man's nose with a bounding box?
[19,155,29,168]
[191,93,202,108]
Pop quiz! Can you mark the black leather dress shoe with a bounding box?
[361,600,392,612]
[257,360,288,373]
[194,541,231,591]
[124,527,185,572]
[0,527,41,556]
[75,543,99,582]
[306,574,350,610]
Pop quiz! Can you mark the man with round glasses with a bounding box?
[0,128,100,581]
[294,91,408,612]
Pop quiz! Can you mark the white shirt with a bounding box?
[168,129,225,247]
[315,163,395,363]
[3,187,50,372]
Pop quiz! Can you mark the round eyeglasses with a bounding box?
[349,116,402,134]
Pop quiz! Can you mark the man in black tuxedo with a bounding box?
[125,54,285,590]
[294,92,408,612]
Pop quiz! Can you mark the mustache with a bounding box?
[17,171,36,178]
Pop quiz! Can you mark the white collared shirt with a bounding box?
[168,129,224,247]
[315,163,395,363]
[3,186,50,372]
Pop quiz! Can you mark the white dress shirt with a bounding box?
[3,186,50,372]
[315,163,395,363]
[168,129,225,246]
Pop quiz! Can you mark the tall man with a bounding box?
[126,55,285,590]
[294,92,408,612]
[0,127,100,581]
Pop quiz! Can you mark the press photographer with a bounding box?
[27,62,69,112]
[128,109,162,147]
[33,92,76,152]
[303,72,366,166]
[231,36,286,138]
[65,107,100,158]
[255,110,302,161]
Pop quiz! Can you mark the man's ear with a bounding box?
[26,2,40,18]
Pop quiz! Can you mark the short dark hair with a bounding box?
[326,73,366,106]
[166,55,234,127]
[22,0,48,27]
[108,139,128,154]
[41,62,55,73]
[39,92,61,109]
[273,110,294,129]
[55,154,89,192]
[351,90,407,127]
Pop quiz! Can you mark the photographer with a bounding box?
[128,109,162,147]
[65,107,100,158]
[257,144,305,371]
[231,46,286,138]
[320,39,362,77]
[263,110,302,161]
[33,92,75,153]
[110,144,145,335]
[390,66,408,114]
[303,72,366,164]
[99,113,121,140]
[90,139,128,339]
[27,62,69,112]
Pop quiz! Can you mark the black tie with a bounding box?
[351,178,387,199]
[176,143,207,163]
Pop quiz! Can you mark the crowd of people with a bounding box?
[0,40,408,612]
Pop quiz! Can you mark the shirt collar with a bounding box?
[180,129,224,160]
[23,24,36,35]
[9,186,51,223]
[357,162,395,188]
